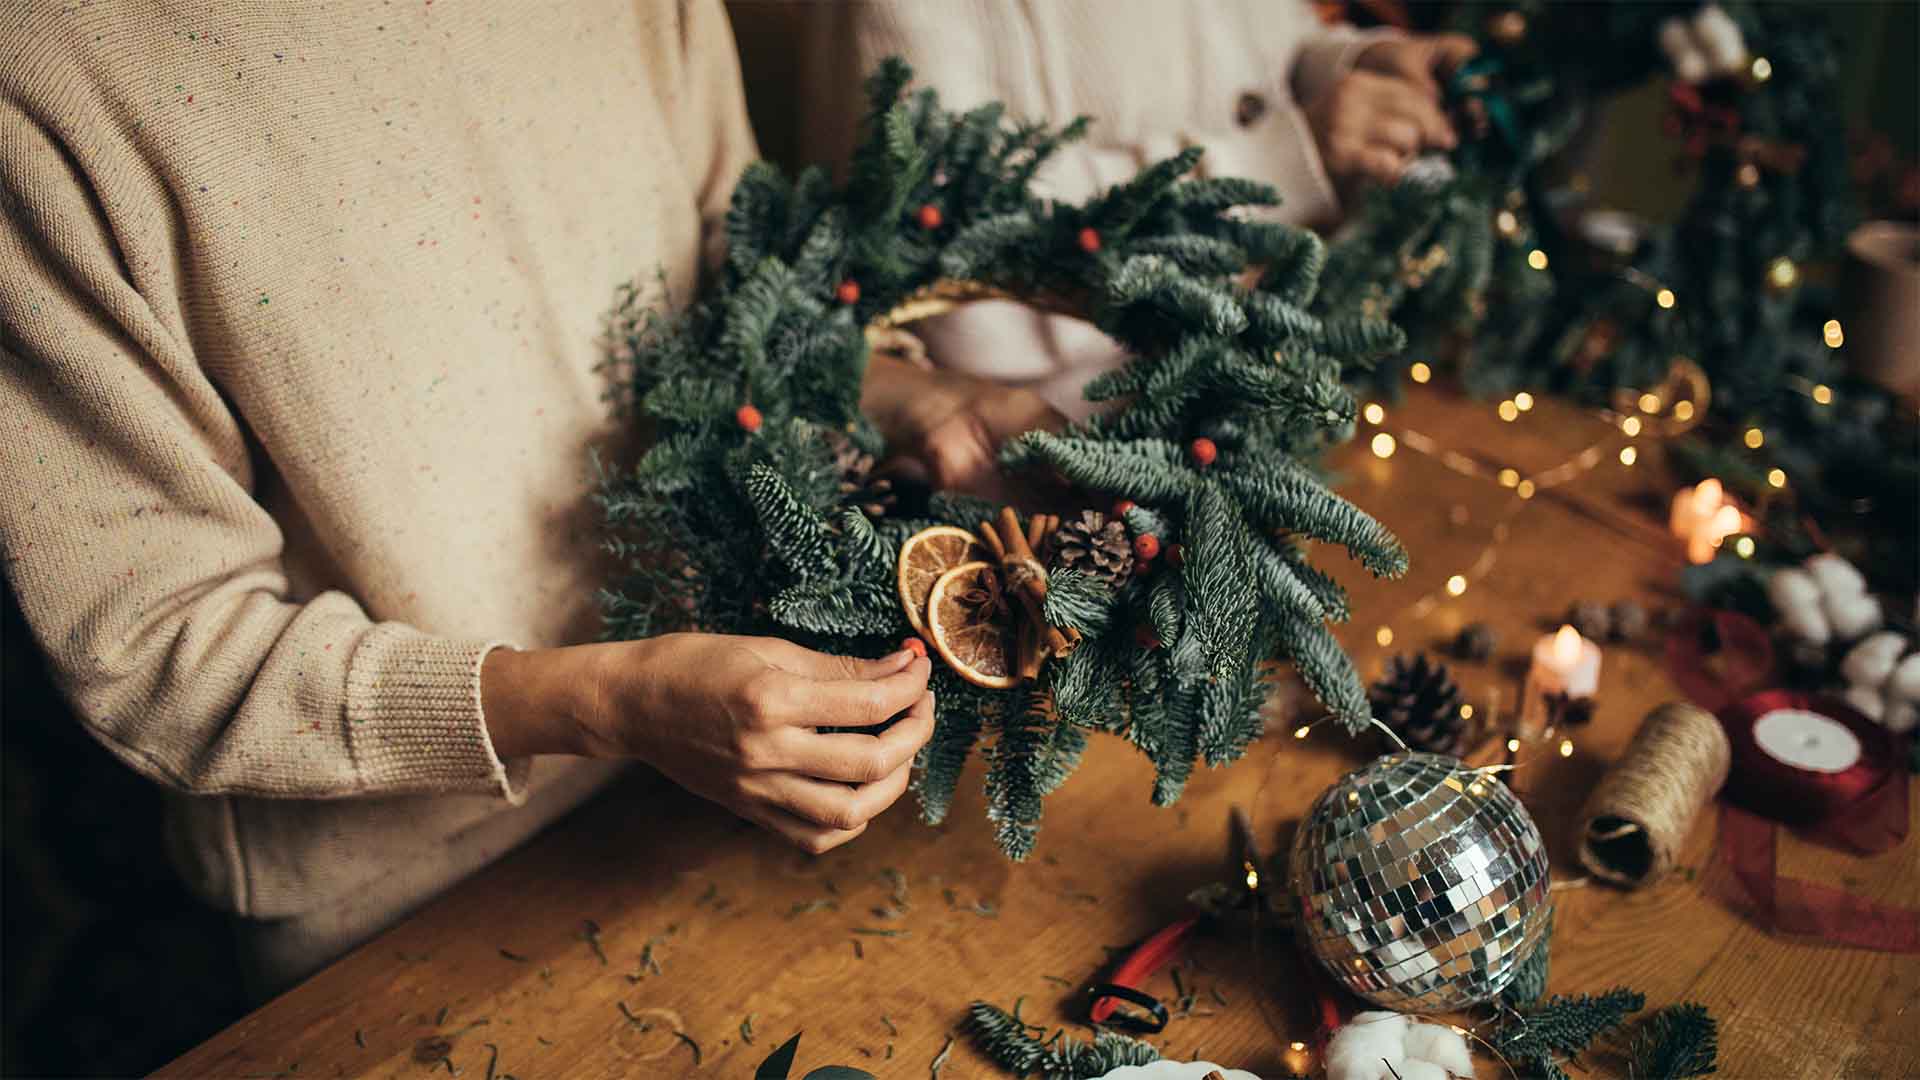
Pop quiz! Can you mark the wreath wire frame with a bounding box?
[597,59,1409,860]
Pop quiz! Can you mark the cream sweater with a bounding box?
[0,0,754,973]
[734,0,1392,418]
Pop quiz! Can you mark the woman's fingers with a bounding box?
[777,656,933,729]
[1362,75,1455,149]
[1372,117,1422,157]
[746,802,869,855]
[746,756,916,833]
[754,638,918,682]
[779,690,936,782]
[1355,145,1408,185]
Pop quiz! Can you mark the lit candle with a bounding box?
[1521,625,1602,736]
[1686,503,1745,565]
[1668,477,1724,538]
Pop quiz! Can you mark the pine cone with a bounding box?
[822,430,896,517]
[1370,653,1477,756]
[1047,510,1133,586]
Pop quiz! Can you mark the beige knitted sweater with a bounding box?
[0,0,754,942]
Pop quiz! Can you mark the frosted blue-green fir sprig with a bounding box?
[597,58,1406,860]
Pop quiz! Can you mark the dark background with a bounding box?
[4,4,1915,1076]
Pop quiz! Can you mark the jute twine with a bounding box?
[1577,702,1731,887]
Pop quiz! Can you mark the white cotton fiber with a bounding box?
[1805,553,1867,599]
[1888,653,1920,705]
[1842,632,1908,692]
[1326,1012,1408,1080]
[1843,684,1887,722]
[1825,590,1884,643]
[1402,1021,1475,1077]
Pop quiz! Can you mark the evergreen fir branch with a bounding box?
[1041,568,1116,636]
[1276,611,1370,732]
[1002,432,1195,503]
[1629,1003,1718,1080]
[1223,467,1407,578]
[965,1001,1161,1080]
[745,464,837,578]
[938,211,1042,280]
[983,690,1056,860]
[914,671,989,826]
[724,161,793,278]
[1170,176,1279,215]
[1493,988,1647,1066]
[1501,911,1553,1010]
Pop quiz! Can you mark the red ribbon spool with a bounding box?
[1716,690,1902,830]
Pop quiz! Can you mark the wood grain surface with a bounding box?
[159,386,1920,1079]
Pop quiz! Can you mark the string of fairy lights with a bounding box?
[1258,312,1851,1075]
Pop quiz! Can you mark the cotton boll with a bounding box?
[1397,1062,1453,1080]
[1843,684,1887,722]
[1824,590,1884,643]
[1691,5,1749,74]
[1327,1013,1409,1080]
[1888,653,1920,705]
[1779,603,1832,647]
[1658,18,1708,83]
[1403,1021,1475,1077]
[1842,632,1907,692]
[1805,553,1867,600]
[1883,701,1917,735]
[1768,568,1827,640]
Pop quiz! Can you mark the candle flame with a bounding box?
[1707,504,1742,542]
[1692,478,1723,513]
[1553,624,1584,664]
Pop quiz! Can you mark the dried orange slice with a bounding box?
[896,525,986,638]
[925,561,1019,690]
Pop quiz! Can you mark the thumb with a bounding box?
[1430,34,1479,78]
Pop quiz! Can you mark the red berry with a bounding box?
[835,280,861,305]
[1112,499,1137,517]
[917,204,944,230]
[1166,543,1185,569]
[1188,436,1218,467]
[1134,624,1162,650]
[900,636,928,659]
[735,403,763,432]
[1132,533,1161,562]
[1077,226,1102,254]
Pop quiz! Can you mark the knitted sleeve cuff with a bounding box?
[1292,25,1406,107]
[344,625,530,804]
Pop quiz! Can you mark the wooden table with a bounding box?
[162,386,1920,1079]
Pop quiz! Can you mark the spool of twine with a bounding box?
[1577,702,1731,887]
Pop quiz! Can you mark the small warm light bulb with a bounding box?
[1294,725,1311,740]
[1363,402,1386,424]
[1460,704,1475,720]
[1498,399,1520,422]
[1514,391,1535,412]
[1811,384,1833,405]
[1655,288,1676,309]
[1621,416,1642,436]
[1446,574,1468,596]
[1527,248,1549,271]
[1619,445,1638,466]
[1734,536,1756,558]
[1673,400,1696,422]
[1348,791,1361,805]
[1506,738,1521,753]
[1515,479,1536,499]
[1494,208,1520,237]
[1409,361,1433,384]
[1497,468,1520,488]
[1558,738,1575,758]
[1468,782,1487,797]
[1744,427,1765,449]
[1375,626,1394,647]
[1553,624,1585,664]
[1246,865,1260,890]
[1371,432,1397,459]
[1638,392,1662,414]
[1290,1042,1308,1053]
[1767,468,1787,489]
[1822,319,1844,348]
[1751,56,1772,81]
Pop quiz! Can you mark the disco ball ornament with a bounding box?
[1288,752,1552,1013]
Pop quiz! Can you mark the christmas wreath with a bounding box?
[597,60,1406,859]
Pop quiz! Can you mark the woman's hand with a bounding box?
[860,349,1067,502]
[1305,34,1477,197]
[482,635,933,853]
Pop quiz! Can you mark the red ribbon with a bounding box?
[1665,609,1916,952]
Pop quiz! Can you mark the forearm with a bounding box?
[480,643,600,760]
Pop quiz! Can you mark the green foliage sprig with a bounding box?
[598,59,1405,859]
[965,1001,1160,1079]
